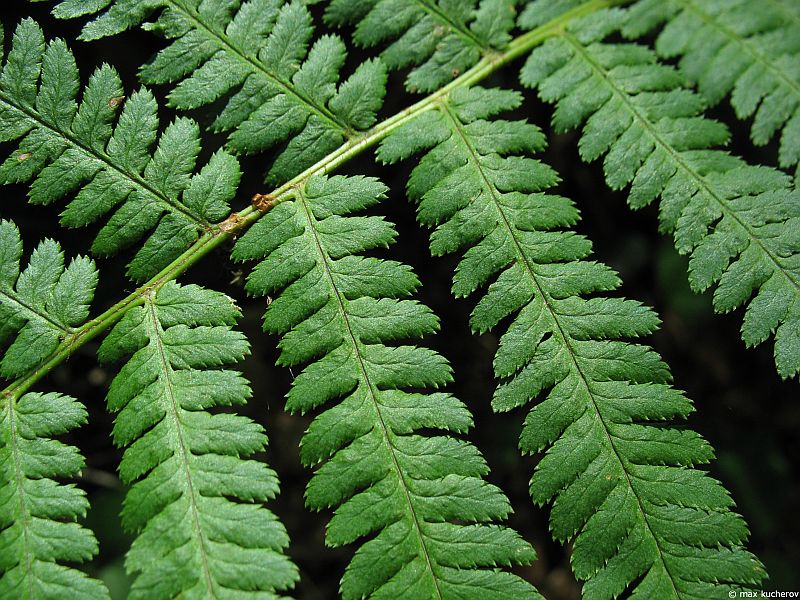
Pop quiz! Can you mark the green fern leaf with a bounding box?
[325,0,516,92]
[0,223,105,596]
[96,281,298,598]
[0,391,109,599]
[624,0,800,169]
[519,7,800,378]
[517,0,588,27]
[232,174,542,599]
[53,0,388,183]
[378,85,765,598]
[0,219,97,379]
[0,20,241,282]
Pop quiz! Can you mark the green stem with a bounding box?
[2,231,223,400]
[1,0,618,401]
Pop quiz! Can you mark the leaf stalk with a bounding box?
[1,0,622,400]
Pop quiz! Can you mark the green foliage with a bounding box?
[519,6,800,378]
[625,0,800,169]
[379,85,765,598]
[324,0,515,92]
[0,219,97,379]
[0,19,242,281]
[96,281,297,598]
[53,0,388,183]
[1,1,793,598]
[0,391,109,599]
[232,174,541,599]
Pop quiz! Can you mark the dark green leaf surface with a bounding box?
[97,281,298,599]
[0,219,97,379]
[52,0,388,183]
[0,3,785,598]
[625,0,800,169]
[325,0,516,92]
[0,20,242,281]
[379,84,765,598]
[0,392,109,599]
[520,6,800,378]
[233,174,542,599]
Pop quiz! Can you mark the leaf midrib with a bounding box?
[441,101,682,598]
[296,191,444,600]
[144,297,218,598]
[1,0,621,404]
[412,0,487,50]
[562,32,800,297]
[2,399,36,599]
[674,0,800,104]
[0,287,68,333]
[0,94,206,229]
[167,0,349,133]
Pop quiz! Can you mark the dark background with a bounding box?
[2,2,798,598]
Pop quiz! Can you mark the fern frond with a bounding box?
[0,223,105,597]
[519,7,800,378]
[0,219,97,379]
[96,281,297,598]
[52,0,387,184]
[0,20,241,282]
[0,391,109,599]
[624,0,800,169]
[378,85,765,598]
[232,174,541,599]
[324,0,516,92]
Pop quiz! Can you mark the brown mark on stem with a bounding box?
[218,212,242,233]
[251,193,276,213]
